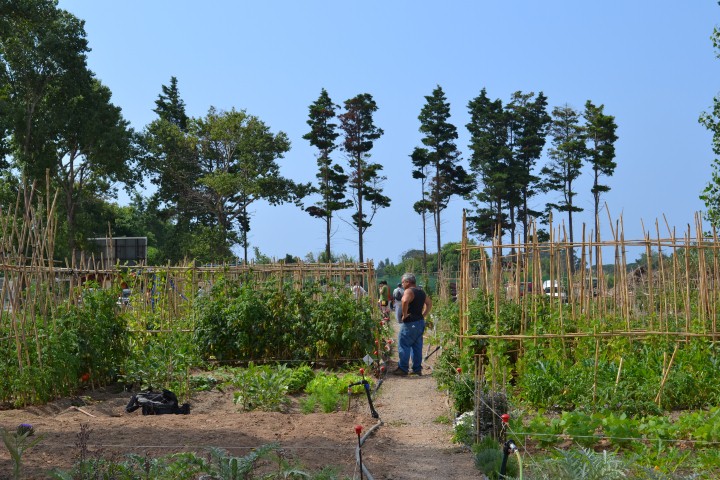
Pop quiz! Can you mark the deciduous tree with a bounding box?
[700,26,720,227]
[0,2,136,255]
[191,107,306,263]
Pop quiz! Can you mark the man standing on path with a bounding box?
[392,273,432,376]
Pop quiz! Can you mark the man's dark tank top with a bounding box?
[406,287,426,322]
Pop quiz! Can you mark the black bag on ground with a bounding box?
[125,389,190,415]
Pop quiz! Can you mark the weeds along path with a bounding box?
[362,356,478,480]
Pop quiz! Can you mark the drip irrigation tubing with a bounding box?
[353,370,387,479]
[356,419,383,480]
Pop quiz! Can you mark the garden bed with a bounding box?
[0,360,479,480]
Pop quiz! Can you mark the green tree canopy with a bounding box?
[700,26,720,227]
[413,85,473,273]
[303,89,351,261]
[540,104,587,245]
[466,88,511,241]
[506,91,551,244]
[191,107,308,262]
[0,1,136,256]
[338,93,390,262]
[584,100,618,239]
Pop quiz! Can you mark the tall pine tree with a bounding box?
[153,76,189,131]
[466,88,511,241]
[584,100,618,243]
[506,91,551,244]
[338,93,389,263]
[541,104,587,249]
[143,77,202,262]
[412,85,472,273]
[303,89,350,262]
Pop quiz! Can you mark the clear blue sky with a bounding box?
[57,0,720,265]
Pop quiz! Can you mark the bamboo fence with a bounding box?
[0,184,378,377]
[458,211,720,341]
[458,209,720,411]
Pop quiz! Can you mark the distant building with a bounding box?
[87,237,147,267]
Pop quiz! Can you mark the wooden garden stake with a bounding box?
[593,338,600,406]
[614,357,624,395]
[655,343,679,406]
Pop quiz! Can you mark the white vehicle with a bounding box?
[542,280,567,302]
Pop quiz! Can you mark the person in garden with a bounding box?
[378,280,391,318]
[392,273,432,376]
[392,282,403,323]
[351,281,366,299]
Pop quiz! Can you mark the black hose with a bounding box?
[499,440,517,478]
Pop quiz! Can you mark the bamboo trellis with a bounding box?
[458,211,720,341]
[0,183,378,380]
[459,210,720,412]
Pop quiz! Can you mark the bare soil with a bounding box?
[0,355,477,479]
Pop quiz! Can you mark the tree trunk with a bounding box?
[435,207,442,276]
[522,189,529,245]
[422,209,427,273]
[243,230,248,264]
[325,214,331,262]
[357,155,364,263]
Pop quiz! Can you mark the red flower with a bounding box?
[456,367,462,374]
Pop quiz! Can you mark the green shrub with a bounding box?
[194,280,375,363]
[305,373,342,413]
[471,435,518,480]
[287,364,316,394]
[231,363,292,412]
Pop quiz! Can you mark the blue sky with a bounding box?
[57,1,720,265]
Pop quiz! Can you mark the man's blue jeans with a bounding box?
[397,319,425,374]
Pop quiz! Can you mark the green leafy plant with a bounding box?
[231,363,293,412]
[305,373,343,413]
[194,279,374,363]
[288,364,316,394]
[559,411,601,448]
[452,412,475,446]
[1,424,44,480]
[471,435,518,480]
[535,447,627,480]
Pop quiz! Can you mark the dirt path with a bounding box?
[361,356,478,480]
[0,352,476,479]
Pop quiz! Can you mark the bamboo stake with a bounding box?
[685,226,692,334]
[655,343,679,406]
[614,357,624,395]
[593,338,600,407]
